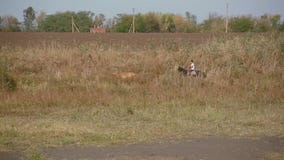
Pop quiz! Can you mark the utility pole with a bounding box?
[132,8,135,33]
[71,16,80,33]
[72,16,74,33]
[225,2,229,33]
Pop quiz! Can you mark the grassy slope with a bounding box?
[0,33,283,151]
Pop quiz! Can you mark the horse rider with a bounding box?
[188,60,197,76]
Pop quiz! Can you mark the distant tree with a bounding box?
[23,6,36,31]
[279,21,284,32]
[110,12,201,33]
[271,14,281,30]
[229,16,254,32]
[38,11,94,32]
[160,14,175,32]
[254,15,271,32]
[93,11,284,33]
[105,18,115,32]
[0,16,21,32]
[39,13,70,32]
[76,11,94,31]
[0,16,2,31]
[134,13,146,32]
[184,12,198,32]
[172,14,185,32]
[144,12,160,32]
[185,12,197,24]
[202,13,225,32]
[113,14,132,32]
[36,11,47,31]
[94,13,105,27]
[254,14,281,32]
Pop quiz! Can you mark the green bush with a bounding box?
[229,16,254,32]
[0,57,17,91]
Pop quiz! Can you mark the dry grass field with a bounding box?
[0,32,283,152]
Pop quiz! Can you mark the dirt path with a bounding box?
[1,137,283,160]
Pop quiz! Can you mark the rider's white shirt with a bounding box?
[190,63,195,71]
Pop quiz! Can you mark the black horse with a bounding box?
[177,66,206,78]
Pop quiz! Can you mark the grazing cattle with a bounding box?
[177,66,206,78]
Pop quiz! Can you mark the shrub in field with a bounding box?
[229,16,254,32]
[0,56,16,91]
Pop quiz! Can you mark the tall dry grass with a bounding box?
[0,33,283,150]
[1,33,282,107]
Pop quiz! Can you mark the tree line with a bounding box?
[1,6,284,32]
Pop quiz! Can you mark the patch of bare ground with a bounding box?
[1,137,283,160]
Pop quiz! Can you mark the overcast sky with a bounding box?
[0,0,283,22]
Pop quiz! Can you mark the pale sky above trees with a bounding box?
[0,0,283,23]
